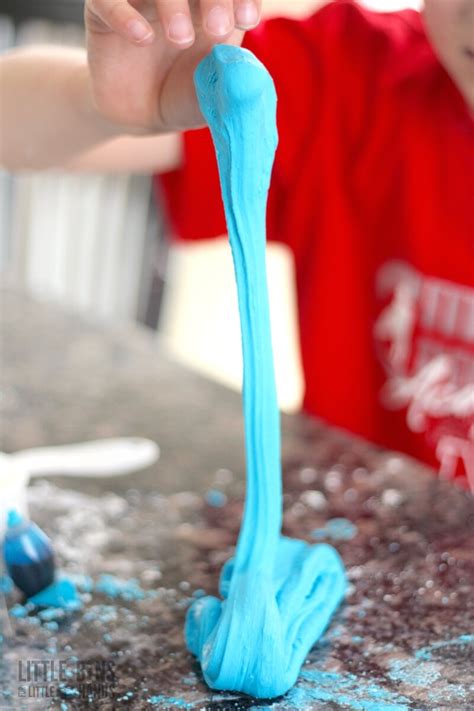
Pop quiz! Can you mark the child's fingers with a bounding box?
[158,0,260,46]
[88,0,260,48]
[199,0,235,38]
[156,1,196,47]
[234,0,260,30]
[88,0,155,45]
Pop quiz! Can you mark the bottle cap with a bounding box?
[6,509,24,529]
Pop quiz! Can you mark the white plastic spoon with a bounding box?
[0,437,159,539]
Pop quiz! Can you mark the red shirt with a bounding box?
[157,0,474,488]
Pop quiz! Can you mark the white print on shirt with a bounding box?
[374,260,474,490]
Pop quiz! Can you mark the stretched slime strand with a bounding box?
[186,45,347,699]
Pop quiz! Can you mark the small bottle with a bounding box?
[2,509,55,598]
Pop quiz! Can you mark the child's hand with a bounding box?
[86,0,261,132]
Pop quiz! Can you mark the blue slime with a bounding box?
[186,45,346,699]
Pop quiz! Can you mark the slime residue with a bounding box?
[311,518,358,542]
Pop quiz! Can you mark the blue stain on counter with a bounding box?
[29,577,81,610]
[60,686,80,698]
[185,45,346,699]
[311,518,358,541]
[205,489,228,507]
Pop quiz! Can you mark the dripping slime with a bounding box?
[186,45,346,699]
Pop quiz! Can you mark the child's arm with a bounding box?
[1,47,125,171]
[1,0,261,171]
[65,132,183,174]
[0,47,180,172]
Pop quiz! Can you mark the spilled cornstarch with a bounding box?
[2,454,474,709]
[185,45,346,698]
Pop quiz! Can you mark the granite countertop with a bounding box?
[1,289,473,710]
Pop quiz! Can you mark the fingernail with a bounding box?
[235,2,259,29]
[168,13,194,43]
[206,5,233,36]
[127,19,153,43]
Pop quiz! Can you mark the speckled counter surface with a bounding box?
[1,289,473,711]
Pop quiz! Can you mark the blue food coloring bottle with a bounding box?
[2,510,55,598]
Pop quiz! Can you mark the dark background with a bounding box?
[0,0,84,24]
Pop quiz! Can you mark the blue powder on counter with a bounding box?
[386,641,472,705]
[415,634,474,661]
[205,489,228,508]
[428,683,467,704]
[44,621,59,632]
[67,573,94,593]
[95,574,157,601]
[83,605,118,624]
[117,691,134,701]
[147,695,193,708]
[182,674,198,686]
[311,518,358,542]
[388,658,440,686]
[95,574,146,601]
[9,603,28,618]
[60,686,80,698]
[38,607,66,622]
[285,669,411,711]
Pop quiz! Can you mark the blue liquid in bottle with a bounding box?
[2,510,55,598]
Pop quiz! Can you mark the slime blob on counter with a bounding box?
[185,45,346,699]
